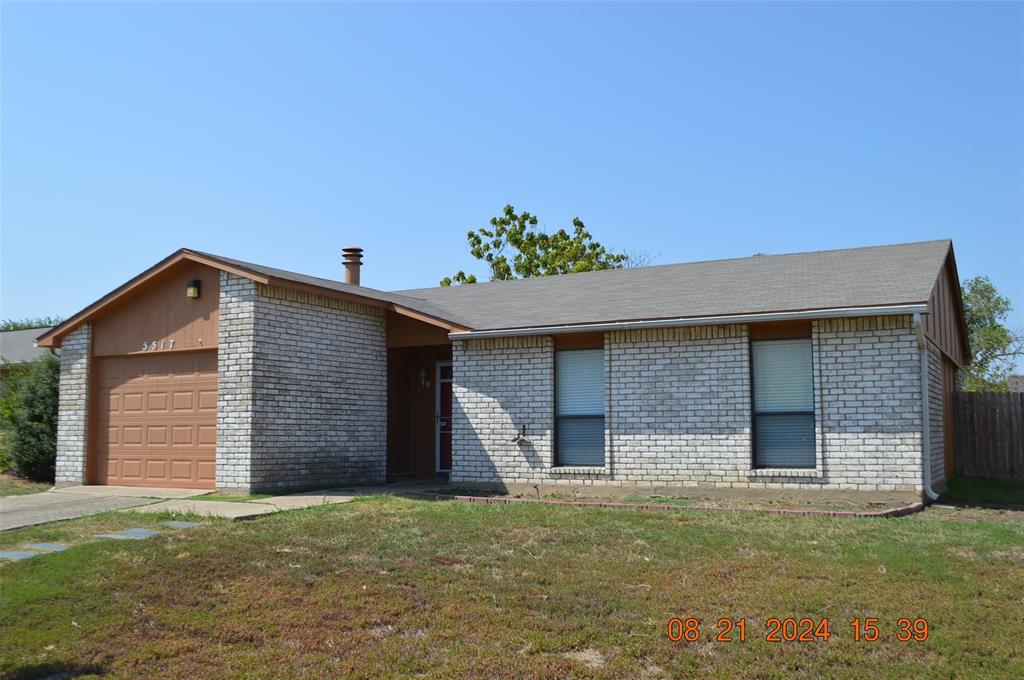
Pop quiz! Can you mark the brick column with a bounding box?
[216,272,256,491]
[54,324,91,486]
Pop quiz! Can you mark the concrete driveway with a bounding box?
[1,486,206,531]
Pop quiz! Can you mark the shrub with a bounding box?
[2,353,60,481]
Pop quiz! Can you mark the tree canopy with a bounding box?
[441,205,638,286]
[0,317,63,332]
[961,275,1023,391]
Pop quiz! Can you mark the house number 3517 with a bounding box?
[142,339,175,351]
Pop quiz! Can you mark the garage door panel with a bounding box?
[146,458,168,477]
[171,426,194,445]
[123,393,144,412]
[121,459,142,479]
[198,390,217,411]
[123,426,143,445]
[198,425,216,445]
[93,351,216,489]
[197,460,216,481]
[147,425,168,445]
[172,391,194,411]
[148,392,169,412]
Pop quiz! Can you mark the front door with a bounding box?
[435,361,453,473]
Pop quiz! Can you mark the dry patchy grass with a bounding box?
[0,474,51,498]
[1,497,1022,679]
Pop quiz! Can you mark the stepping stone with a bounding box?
[97,528,160,540]
[120,528,161,538]
[161,521,205,528]
[25,543,68,552]
[0,550,42,560]
[97,533,142,540]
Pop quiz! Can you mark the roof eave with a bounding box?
[447,303,930,340]
[37,249,468,347]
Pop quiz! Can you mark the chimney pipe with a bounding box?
[342,246,363,285]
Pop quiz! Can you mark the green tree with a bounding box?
[961,275,1023,392]
[441,204,639,286]
[0,316,63,331]
[2,353,60,480]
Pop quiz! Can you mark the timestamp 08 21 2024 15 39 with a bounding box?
[666,617,929,643]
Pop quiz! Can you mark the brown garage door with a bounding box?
[92,351,217,489]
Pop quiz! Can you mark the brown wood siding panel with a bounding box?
[387,345,452,477]
[552,332,606,350]
[386,312,453,348]
[942,357,957,475]
[90,351,217,489]
[748,320,812,341]
[92,263,220,357]
[924,253,968,368]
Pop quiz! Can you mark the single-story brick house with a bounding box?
[38,239,968,499]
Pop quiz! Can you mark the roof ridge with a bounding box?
[393,238,952,294]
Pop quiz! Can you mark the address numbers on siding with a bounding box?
[142,339,176,351]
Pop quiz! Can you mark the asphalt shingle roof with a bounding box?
[189,250,474,327]
[393,240,952,332]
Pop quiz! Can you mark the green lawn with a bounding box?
[2,497,1022,679]
[0,474,51,497]
[943,476,1024,507]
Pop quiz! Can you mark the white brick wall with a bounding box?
[249,284,387,490]
[450,316,926,493]
[54,324,91,486]
[814,317,922,492]
[450,336,555,484]
[216,273,257,490]
[609,325,751,487]
[217,273,387,492]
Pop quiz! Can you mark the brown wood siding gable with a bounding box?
[91,263,220,357]
[923,248,970,368]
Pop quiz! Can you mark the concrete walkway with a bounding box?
[2,484,433,529]
[133,485,426,519]
[1,486,207,531]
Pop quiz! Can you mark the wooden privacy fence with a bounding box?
[955,391,1024,480]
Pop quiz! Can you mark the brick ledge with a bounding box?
[409,492,926,519]
[748,468,822,478]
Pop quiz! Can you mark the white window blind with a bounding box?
[751,339,815,468]
[752,339,813,412]
[555,349,605,466]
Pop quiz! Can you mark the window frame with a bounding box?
[553,347,606,468]
[748,334,817,470]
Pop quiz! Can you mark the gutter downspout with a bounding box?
[913,312,941,502]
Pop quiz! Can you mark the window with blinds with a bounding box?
[555,349,605,466]
[751,338,815,468]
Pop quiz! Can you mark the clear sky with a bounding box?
[2,1,1022,349]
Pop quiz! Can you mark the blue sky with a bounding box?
[2,1,1022,350]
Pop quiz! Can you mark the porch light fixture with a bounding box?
[419,368,431,388]
[186,279,201,299]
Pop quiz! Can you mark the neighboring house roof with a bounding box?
[0,327,53,366]
[397,240,953,332]
[37,240,965,361]
[1008,375,1024,392]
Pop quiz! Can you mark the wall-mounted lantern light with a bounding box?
[419,368,431,389]
[186,279,201,299]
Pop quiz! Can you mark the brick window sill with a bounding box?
[549,465,610,476]
[748,467,822,478]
